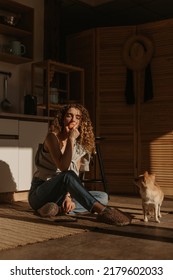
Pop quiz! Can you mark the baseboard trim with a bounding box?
[0,191,28,203]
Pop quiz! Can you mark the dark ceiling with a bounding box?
[61,0,173,35]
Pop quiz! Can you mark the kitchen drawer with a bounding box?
[0,119,18,135]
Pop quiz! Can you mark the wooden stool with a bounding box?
[81,136,109,195]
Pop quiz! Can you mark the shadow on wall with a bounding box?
[0,160,17,194]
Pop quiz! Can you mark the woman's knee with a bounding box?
[63,170,78,181]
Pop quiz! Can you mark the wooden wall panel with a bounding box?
[66,19,173,195]
[137,19,173,195]
[95,26,136,193]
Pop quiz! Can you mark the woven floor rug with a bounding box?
[0,202,86,251]
[0,199,172,251]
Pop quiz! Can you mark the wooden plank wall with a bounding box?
[137,19,173,195]
[95,26,137,193]
[66,19,173,195]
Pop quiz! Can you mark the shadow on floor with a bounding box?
[0,195,173,260]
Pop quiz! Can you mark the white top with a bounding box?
[33,141,90,181]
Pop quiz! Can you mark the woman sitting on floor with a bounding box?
[28,104,131,226]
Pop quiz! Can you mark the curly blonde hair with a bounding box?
[51,104,96,154]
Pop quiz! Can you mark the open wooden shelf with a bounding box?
[32,60,85,117]
[0,0,34,64]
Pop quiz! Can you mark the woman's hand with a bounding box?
[66,122,80,140]
[61,196,76,213]
[69,127,80,140]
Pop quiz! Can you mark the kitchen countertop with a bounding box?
[0,112,53,122]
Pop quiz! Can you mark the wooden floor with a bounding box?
[0,195,173,260]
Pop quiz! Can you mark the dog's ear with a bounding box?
[144,171,148,177]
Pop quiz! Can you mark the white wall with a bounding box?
[0,0,44,114]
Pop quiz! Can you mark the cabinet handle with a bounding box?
[0,134,19,140]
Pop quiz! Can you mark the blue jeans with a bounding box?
[71,191,108,213]
[28,170,104,212]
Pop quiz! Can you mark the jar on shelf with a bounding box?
[50,87,59,104]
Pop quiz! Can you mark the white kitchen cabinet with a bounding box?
[0,119,48,193]
[18,121,48,191]
[0,119,19,193]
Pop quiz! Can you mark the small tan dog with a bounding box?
[134,171,164,223]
